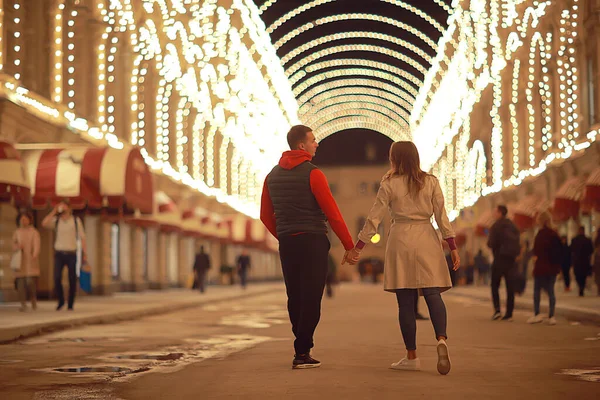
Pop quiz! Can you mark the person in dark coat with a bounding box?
[193,246,211,293]
[559,236,572,292]
[487,205,521,321]
[570,226,594,297]
[527,211,561,325]
[236,249,251,289]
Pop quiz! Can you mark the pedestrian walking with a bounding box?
[236,249,251,289]
[559,236,572,292]
[593,228,600,296]
[474,249,490,286]
[570,226,594,297]
[193,246,211,293]
[516,240,533,295]
[260,125,354,370]
[12,210,41,312]
[487,205,520,321]
[527,211,561,325]
[42,200,87,311]
[346,141,460,375]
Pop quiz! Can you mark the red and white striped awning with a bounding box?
[553,176,586,222]
[22,147,153,213]
[0,141,30,206]
[512,195,552,231]
[583,167,600,213]
[154,191,182,232]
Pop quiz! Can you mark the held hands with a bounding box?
[342,248,361,265]
[450,249,461,271]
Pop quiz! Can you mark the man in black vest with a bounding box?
[260,125,354,369]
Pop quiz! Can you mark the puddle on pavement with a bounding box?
[558,368,600,383]
[219,311,288,329]
[53,366,135,373]
[584,337,600,341]
[24,336,126,345]
[113,353,184,361]
[0,359,24,364]
[38,334,274,383]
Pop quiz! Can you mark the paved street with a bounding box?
[0,283,599,400]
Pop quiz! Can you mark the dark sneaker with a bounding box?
[501,315,513,322]
[292,353,321,369]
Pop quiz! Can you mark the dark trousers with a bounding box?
[491,256,516,317]
[279,234,330,355]
[239,268,248,288]
[395,288,447,351]
[575,270,588,296]
[54,251,77,308]
[561,264,571,288]
[195,269,207,293]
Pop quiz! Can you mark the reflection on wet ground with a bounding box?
[24,337,127,345]
[558,368,600,382]
[112,353,184,361]
[36,334,273,381]
[52,366,139,374]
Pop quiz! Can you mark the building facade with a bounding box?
[0,0,287,300]
[412,0,600,253]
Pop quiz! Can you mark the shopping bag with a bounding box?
[79,262,92,293]
[10,250,22,271]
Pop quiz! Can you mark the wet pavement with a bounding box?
[0,284,599,399]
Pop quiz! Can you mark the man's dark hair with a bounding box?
[578,226,585,233]
[287,125,312,150]
[497,205,508,217]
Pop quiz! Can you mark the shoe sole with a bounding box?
[390,365,420,371]
[437,342,451,375]
[292,363,321,369]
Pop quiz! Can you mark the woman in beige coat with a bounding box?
[347,141,460,375]
[12,210,41,311]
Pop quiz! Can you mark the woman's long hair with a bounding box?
[385,141,429,197]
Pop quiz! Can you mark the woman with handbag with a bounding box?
[12,210,41,311]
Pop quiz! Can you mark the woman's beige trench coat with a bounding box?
[358,174,455,294]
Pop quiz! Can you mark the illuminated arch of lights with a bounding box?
[265,0,446,35]
[298,87,413,117]
[297,58,421,94]
[304,97,410,127]
[295,78,416,108]
[273,14,437,52]
[314,116,409,142]
[286,44,428,77]
[308,108,407,135]
[281,32,432,67]
[293,70,417,104]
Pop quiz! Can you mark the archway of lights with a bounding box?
[253,0,454,141]
[410,0,599,223]
[0,0,303,218]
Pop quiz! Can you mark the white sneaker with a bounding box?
[436,339,451,375]
[390,358,421,371]
[527,315,544,324]
[548,317,557,325]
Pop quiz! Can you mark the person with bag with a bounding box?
[11,210,41,312]
[193,245,211,293]
[527,211,561,325]
[42,200,87,311]
[487,205,520,321]
[345,141,460,375]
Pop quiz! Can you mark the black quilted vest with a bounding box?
[266,161,327,237]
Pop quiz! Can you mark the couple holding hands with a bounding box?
[260,125,461,375]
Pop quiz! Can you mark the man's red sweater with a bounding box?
[260,150,354,251]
